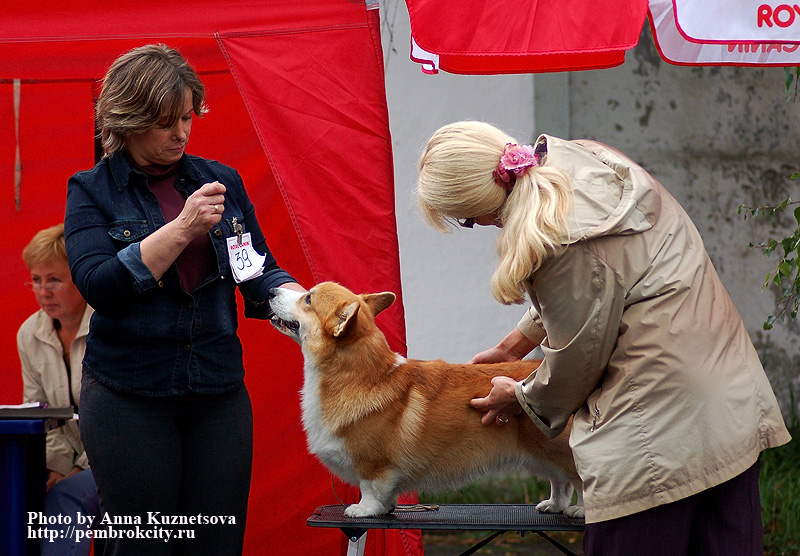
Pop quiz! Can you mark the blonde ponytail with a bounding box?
[416,121,573,304]
[492,167,572,304]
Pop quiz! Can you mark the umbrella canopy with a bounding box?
[405,0,800,74]
[406,0,649,74]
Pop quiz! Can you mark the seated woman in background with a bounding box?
[17,223,99,556]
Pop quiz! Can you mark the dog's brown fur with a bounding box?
[269,281,581,517]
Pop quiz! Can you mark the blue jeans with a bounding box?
[80,374,253,556]
[42,469,100,556]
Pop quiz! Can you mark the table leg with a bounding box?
[345,530,367,556]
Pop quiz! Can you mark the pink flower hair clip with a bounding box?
[492,143,539,191]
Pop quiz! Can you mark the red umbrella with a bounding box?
[405,0,800,74]
[406,0,648,74]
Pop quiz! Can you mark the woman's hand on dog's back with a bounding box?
[467,326,538,364]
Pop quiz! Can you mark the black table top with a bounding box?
[308,503,585,532]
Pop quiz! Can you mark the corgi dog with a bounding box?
[269,282,582,518]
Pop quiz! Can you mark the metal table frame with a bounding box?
[308,504,585,556]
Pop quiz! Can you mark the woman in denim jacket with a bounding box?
[64,44,305,556]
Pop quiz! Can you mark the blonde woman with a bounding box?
[18,223,99,556]
[416,121,790,556]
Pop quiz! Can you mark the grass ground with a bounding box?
[761,423,800,556]
[422,530,584,555]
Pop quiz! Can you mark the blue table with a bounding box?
[0,409,73,556]
[0,419,47,556]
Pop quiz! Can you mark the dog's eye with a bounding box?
[304,293,312,305]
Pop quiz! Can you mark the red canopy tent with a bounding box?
[0,2,421,555]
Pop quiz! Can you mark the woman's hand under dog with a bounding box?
[470,376,523,426]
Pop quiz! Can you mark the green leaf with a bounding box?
[765,238,779,255]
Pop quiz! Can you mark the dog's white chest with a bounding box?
[300,361,358,484]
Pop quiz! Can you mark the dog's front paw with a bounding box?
[564,505,585,519]
[535,498,568,514]
[344,502,391,518]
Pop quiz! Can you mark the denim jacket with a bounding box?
[64,151,295,396]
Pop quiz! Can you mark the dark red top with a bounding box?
[139,161,216,293]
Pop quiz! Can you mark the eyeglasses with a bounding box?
[456,217,475,229]
[25,280,64,292]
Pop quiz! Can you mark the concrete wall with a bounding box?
[381,0,535,363]
[381,3,800,412]
[562,26,800,413]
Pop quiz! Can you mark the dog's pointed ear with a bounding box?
[332,301,360,338]
[362,292,396,317]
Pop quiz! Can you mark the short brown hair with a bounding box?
[22,223,67,269]
[96,43,207,154]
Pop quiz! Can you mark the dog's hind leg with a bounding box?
[535,479,574,514]
[344,472,403,517]
[564,483,584,519]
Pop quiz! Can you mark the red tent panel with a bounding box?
[219,28,406,350]
[1,0,369,44]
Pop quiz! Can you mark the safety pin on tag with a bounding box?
[232,217,244,245]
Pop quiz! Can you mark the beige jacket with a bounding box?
[514,135,791,523]
[18,304,94,476]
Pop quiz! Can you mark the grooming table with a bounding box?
[308,504,585,556]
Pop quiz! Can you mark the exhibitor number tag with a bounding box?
[226,231,265,283]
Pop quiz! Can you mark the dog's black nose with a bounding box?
[268,288,279,299]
